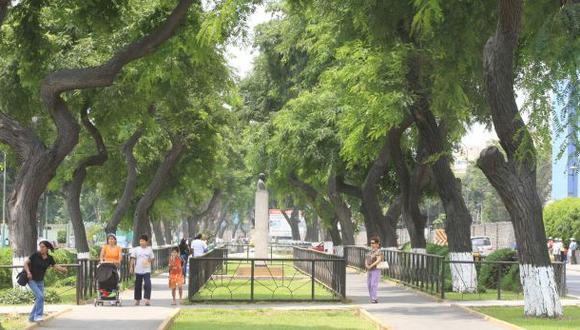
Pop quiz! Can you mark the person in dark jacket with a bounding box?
[23,241,67,322]
[178,239,190,282]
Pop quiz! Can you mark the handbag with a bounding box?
[376,261,389,270]
[16,270,29,286]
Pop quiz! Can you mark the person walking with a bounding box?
[23,241,68,322]
[553,238,562,262]
[168,247,183,305]
[190,234,207,257]
[365,236,383,304]
[569,238,577,264]
[178,238,190,282]
[100,233,122,267]
[130,234,155,306]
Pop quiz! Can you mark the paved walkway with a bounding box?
[345,268,510,330]
[31,273,179,330]
[5,267,542,329]
[567,264,580,298]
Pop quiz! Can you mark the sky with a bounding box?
[225,6,500,155]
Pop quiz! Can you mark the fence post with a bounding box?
[441,261,446,300]
[311,260,315,301]
[250,259,255,302]
[76,264,81,305]
[497,263,502,300]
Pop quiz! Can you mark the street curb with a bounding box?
[356,307,392,330]
[22,307,72,330]
[156,308,180,330]
[451,304,524,330]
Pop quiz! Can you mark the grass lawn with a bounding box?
[473,306,580,330]
[171,309,374,330]
[443,290,523,301]
[0,313,29,330]
[191,261,338,301]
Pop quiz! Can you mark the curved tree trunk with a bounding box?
[407,51,475,292]
[0,0,194,272]
[132,136,185,246]
[281,207,301,240]
[181,218,189,239]
[64,106,108,259]
[105,127,143,234]
[187,215,198,239]
[328,174,355,245]
[150,217,165,247]
[478,0,561,317]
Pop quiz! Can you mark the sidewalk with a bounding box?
[32,273,179,330]
[345,268,511,330]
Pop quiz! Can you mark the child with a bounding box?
[168,247,183,305]
[130,234,155,306]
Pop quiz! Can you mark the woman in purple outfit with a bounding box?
[365,236,383,303]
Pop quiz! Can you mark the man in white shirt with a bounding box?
[190,234,208,257]
[130,234,155,306]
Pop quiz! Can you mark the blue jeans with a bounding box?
[28,280,44,321]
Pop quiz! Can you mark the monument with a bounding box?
[254,173,269,259]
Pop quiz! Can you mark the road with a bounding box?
[567,267,580,298]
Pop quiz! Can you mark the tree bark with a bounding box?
[478,0,561,317]
[64,105,108,258]
[181,218,189,239]
[187,215,198,239]
[132,135,185,246]
[388,125,428,251]
[150,216,165,247]
[0,0,9,28]
[304,208,319,242]
[105,127,143,234]
[281,207,301,240]
[162,217,173,245]
[328,174,355,245]
[2,0,194,262]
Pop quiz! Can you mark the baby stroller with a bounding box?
[94,263,122,307]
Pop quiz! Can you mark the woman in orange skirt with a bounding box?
[168,247,183,305]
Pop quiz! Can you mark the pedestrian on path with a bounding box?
[130,234,155,306]
[569,238,577,264]
[365,236,383,304]
[23,241,68,322]
[100,234,122,267]
[168,247,183,305]
[178,238,189,282]
[190,234,207,257]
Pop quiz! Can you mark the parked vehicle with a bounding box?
[471,236,494,256]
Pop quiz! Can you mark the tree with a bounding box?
[477,0,564,316]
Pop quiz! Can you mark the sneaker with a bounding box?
[371,300,378,304]
[33,317,44,322]
[134,300,140,306]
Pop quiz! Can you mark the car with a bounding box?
[471,236,494,256]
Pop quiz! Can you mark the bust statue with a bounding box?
[257,173,267,191]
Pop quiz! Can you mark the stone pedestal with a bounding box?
[254,189,269,259]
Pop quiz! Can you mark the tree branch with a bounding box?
[335,175,361,198]
[0,112,46,162]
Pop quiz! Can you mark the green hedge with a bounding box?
[544,198,580,246]
[0,287,61,304]
[478,248,519,290]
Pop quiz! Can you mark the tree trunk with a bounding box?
[132,136,185,246]
[181,218,189,239]
[150,217,165,247]
[105,127,143,234]
[1,0,194,275]
[281,208,301,241]
[478,0,561,317]
[389,126,427,252]
[407,50,475,292]
[328,218,342,245]
[187,215,198,239]
[304,208,319,242]
[64,106,108,259]
[162,217,173,245]
[328,174,355,245]
[0,0,9,28]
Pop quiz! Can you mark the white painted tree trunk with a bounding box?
[77,252,90,260]
[449,252,478,293]
[411,248,426,254]
[519,264,562,317]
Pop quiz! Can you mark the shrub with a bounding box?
[478,248,518,289]
[0,288,61,304]
[57,230,66,244]
[0,247,12,289]
[44,249,77,286]
[500,264,522,292]
[544,198,580,246]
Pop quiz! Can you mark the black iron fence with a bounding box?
[221,242,312,259]
[342,245,567,300]
[188,247,345,302]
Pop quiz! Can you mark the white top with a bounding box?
[190,239,207,257]
[131,246,154,274]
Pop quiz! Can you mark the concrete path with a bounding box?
[345,268,511,330]
[32,273,179,330]
[567,264,580,298]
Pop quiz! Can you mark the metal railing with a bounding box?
[187,247,345,302]
[292,247,346,299]
[221,242,312,259]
